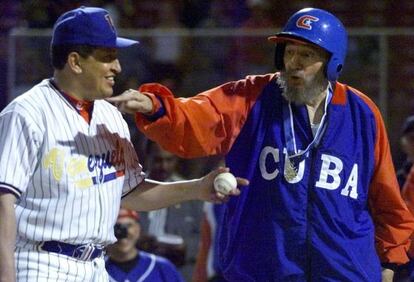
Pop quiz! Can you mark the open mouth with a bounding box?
[289,75,304,84]
[106,76,115,85]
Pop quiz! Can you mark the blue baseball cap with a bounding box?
[51,6,139,48]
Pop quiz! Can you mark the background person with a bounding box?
[398,115,414,188]
[192,202,225,282]
[399,116,414,281]
[106,208,184,282]
[140,141,203,281]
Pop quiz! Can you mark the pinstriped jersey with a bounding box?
[0,79,145,246]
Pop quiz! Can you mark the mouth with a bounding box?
[288,71,303,79]
[116,238,129,245]
[288,74,304,85]
[105,76,115,86]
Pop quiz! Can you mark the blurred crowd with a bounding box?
[3,0,414,99]
[2,1,414,157]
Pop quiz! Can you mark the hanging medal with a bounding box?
[282,85,332,182]
[284,157,298,182]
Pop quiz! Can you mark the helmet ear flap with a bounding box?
[275,43,285,71]
[325,56,343,81]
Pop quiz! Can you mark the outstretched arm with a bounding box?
[107,75,275,158]
[0,192,17,282]
[121,167,249,211]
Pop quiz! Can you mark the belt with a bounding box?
[38,241,104,261]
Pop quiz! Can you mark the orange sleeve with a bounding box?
[135,74,276,158]
[360,92,414,264]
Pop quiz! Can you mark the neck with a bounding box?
[306,89,327,124]
[53,71,86,101]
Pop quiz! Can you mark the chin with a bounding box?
[116,244,133,253]
[105,89,114,97]
[282,90,305,104]
[98,91,114,100]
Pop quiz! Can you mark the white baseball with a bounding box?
[214,172,237,195]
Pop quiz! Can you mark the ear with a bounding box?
[67,52,83,74]
[274,43,285,71]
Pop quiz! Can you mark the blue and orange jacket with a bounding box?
[136,74,414,281]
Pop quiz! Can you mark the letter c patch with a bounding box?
[296,15,319,30]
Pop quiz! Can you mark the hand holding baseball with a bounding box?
[198,167,249,203]
[214,172,238,195]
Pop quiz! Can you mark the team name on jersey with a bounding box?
[259,146,358,199]
[43,140,127,189]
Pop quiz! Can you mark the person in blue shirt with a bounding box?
[105,208,184,282]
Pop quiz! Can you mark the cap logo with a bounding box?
[104,14,115,32]
[296,15,319,30]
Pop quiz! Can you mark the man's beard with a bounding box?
[277,70,328,105]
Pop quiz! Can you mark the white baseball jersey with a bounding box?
[0,78,145,248]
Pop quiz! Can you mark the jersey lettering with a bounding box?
[340,164,359,199]
[258,147,358,198]
[43,144,126,188]
[315,154,342,190]
[43,148,65,181]
[259,146,279,180]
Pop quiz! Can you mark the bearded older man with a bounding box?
[108,8,414,282]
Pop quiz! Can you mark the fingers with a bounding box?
[106,89,139,103]
[195,167,250,203]
[210,171,248,199]
[229,188,241,196]
[105,89,154,114]
[227,177,249,196]
[210,192,230,204]
[236,177,249,187]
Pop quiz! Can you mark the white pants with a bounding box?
[15,247,109,282]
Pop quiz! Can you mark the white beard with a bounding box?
[277,70,328,105]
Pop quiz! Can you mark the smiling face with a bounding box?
[77,47,121,100]
[278,42,329,105]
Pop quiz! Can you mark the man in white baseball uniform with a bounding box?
[0,7,246,282]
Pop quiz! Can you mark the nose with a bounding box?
[111,59,122,74]
[286,53,303,70]
[285,50,303,70]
